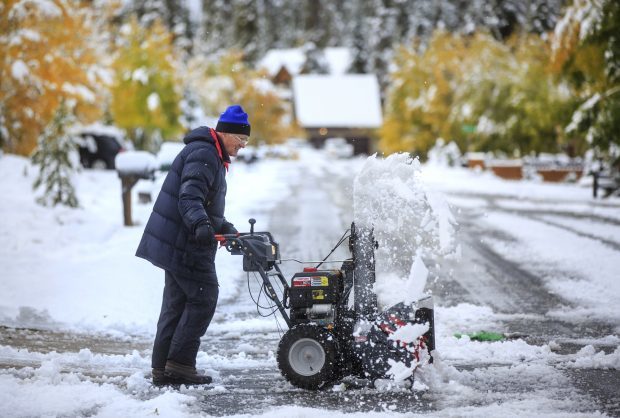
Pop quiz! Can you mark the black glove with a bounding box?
[194,221,216,245]
[220,221,238,235]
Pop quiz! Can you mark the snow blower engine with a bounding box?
[216,218,435,390]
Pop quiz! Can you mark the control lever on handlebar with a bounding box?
[214,233,239,246]
[214,233,243,254]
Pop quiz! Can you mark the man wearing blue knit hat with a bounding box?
[136,105,251,386]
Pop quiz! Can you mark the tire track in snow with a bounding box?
[526,214,620,252]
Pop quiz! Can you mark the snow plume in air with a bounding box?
[353,153,457,308]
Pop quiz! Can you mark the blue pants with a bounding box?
[152,271,219,368]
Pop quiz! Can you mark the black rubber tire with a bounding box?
[277,324,339,390]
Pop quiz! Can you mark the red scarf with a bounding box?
[209,128,229,172]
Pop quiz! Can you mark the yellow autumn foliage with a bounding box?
[110,16,183,151]
[187,51,300,144]
[381,31,469,157]
[0,0,108,155]
[382,30,579,158]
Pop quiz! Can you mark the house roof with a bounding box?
[292,74,383,128]
[258,47,352,77]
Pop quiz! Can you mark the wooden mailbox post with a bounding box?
[116,151,157,226]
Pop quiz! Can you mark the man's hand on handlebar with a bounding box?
[214,233,241,250]
[220,221,238,235]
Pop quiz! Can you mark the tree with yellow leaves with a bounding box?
[0,0,109,156]
[451,33,577,156]
[110,16,183,151]
[186,51,299,145]
[382,30,578,158]
[380,32,470,158]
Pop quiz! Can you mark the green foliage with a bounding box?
[110,17,182,151]
[382,31,580,158]
[31,102,79,208]
[381,33,467,158]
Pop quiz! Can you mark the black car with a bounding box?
[75,131,127,170]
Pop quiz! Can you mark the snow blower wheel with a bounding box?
[277,324,339,390]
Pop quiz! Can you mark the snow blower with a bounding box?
[216,218,435,390]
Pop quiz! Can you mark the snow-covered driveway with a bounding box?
[0,150,619,417]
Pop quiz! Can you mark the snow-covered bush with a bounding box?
[31,102,80,208]
[427,138,462,167]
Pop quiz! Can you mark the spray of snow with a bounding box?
[353,153,457,309]
[388,322,430,345]
[386,359,416,382]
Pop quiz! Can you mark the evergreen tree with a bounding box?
[198,0,234,55]
[348,3,370,74]
[124,0,194,53]
[302,0,334,48]
[403,0,441,42]
[263,0,299,48]
[31,102,79,208]
[255,0,271,60]
[300,42,329,74]
[232,0,260,63]
[367,0,398,97]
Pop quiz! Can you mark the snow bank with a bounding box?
[0,154,292,335]
[565,345,620,369]
[0,370,195,418]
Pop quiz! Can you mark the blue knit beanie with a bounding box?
[216,105,251,136]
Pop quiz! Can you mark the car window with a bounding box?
[95,135,121,152]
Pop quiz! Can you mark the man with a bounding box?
[136,105,250,386]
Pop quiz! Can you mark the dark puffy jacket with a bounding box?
[136,127,232,282]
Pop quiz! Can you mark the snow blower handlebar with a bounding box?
[216,219,292,327]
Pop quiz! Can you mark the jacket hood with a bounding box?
[183,126,214,145]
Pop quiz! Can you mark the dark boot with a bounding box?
[164,360,212,385]
[152,368,180,387]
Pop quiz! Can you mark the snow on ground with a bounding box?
[0,153,291,334]
[483,211,620,325]
[422,164,620,326]
[1,149,619,417]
